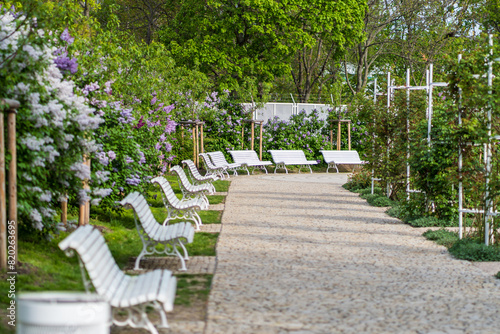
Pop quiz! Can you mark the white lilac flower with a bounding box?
[30,209,42,224]
[39,191,52,202]
[40,207,55,218]
[70,162,91,180]
[95,170,111,183]
[93,188,112,197]
[78,188,90,204]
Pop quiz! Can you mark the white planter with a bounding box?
[17,292,111,334]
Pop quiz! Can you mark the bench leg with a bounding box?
[177,238,190,261]
[152,301,169,329]
[193,211,203,228]
[173,241,187,271]
[112,305,160,334]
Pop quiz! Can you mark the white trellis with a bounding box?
[371,67,447,197]
[458,35,500,245]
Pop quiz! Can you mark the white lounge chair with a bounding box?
[151,176,206,228]
[207,151,244,176]
[229,150,272,174]
[119,191,195,270]
[320,150,367,173]
[199,153,228,179]
[170,166,213,209]
[182,159,218,193]
[268,150,318,174]
[59,225,177,334]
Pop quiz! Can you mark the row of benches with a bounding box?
[58,161,218,333]
[200,149,366,176]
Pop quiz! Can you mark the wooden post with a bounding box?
[78,156,90,226]
[241,126,245,149]
[85,159,91,225]
[330,123,333,150]
[61,200,67,225]
[259,122,263,160]
[348,121,351,150]
[337,121,341,150]
[0,111,5,269]
[195,124,199,166]
[7,110,17,264]
[200,123,204,153]
[251,121,255,151]
[192,126,196,167]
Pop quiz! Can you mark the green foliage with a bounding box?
[363,194,394,207]
[343,169,373,191]
[423,229,459,249]
[161,0,366,98]
[406,216,455,228]
[449,238,500,261]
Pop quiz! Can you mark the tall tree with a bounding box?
[344,0,477,94]
[161,0,366,100]
[290,0,366,102]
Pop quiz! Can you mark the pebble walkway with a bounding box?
[203,173,500,334]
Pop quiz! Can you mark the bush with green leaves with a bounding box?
[423,229,459,249]
[449,238,500,261]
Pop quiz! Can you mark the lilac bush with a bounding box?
[0,10,109,235]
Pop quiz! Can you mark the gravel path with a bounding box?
[204,173,500,334]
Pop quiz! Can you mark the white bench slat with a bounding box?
[157,271,176,312]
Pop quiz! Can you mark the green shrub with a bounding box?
[343,169,372,191]
[407,216,455,228]
[423,229,459,248]
[362,194,393,207]
[358,187,383,196]
[386,204,403,219]
[449,239,500,262]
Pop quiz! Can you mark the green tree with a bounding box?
[160,0,366,100]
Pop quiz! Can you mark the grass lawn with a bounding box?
[0,176,229,333]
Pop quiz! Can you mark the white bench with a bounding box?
[119,191,195,271]
[59,225,177,334]
[151,176,204,229]
[268,150,318,174]
[170,165,213,209]
[182,159,218,193]
[229,150,272,174]
[320,150,367,173]
[199,153,228,179]
[207,151,244,177]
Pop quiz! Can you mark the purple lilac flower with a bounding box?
[104,81,113,95]
[155,143,162,150]
[138,151,146,164]
[165,143,173,152]
[163,104,175,113]
[159,134,167,142]
[96,152,109,166]
[151,96,157,105]
[164,119,176,134]
[54,51,78,74]
[60,28,74,44]
[125,156,134,164]
[126,174,141,186]
[134,116,146,129]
